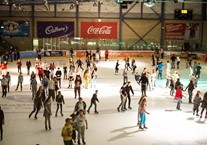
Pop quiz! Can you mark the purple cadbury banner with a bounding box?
[37,21,74,38]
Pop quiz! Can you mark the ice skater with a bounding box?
[193,91,201,116]
[139,98,150,130]
[87,90,99,114]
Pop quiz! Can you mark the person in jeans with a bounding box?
[87,90,99,114]
[48,77,55,101]
[117,83,128,112]
[122,69,128,84]
[0,106,4,140]
[1,75,8,97]
[193,91,202,116]
[56,67,62,88]
[185,80,195,103]
[29,86,46,119]
[139,98,150,130]
[61,118,73,145]
[138,73,148,97]
[125,81,134,109]
[200,92,207,119]
[5,72,11,92]
[26,59,31,75]
[76,110,88,145]
[42,75,49,96]
[174,85,183,110]
[15,72,23,91]
[74,98,87,115]
[55,91,65,117]
[30,77,37,100]
[74,75,82,99]
[43,97,52,130]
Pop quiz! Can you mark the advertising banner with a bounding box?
[44,51,63,57]
[37,22,74,38]
[165,23,199,40]
[0,21,30,37]
[81,22,117,39]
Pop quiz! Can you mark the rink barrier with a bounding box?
[1,50,206,61]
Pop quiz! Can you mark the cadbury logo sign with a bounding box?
[87,26,112,35]
[45,25,68,35]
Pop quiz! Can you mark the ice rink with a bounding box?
[0,56,207,145]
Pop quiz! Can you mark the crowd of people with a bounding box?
[0,48,207,144]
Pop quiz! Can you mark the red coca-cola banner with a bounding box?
[81,22,117,39]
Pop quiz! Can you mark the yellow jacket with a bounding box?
[61,124,73,141]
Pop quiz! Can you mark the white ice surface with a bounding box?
[0,57,207,145]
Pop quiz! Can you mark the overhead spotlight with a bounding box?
[75,0,79,5]
[70,3,75,9]
[18,5,22,11]
[99,1,103,5]
[22,8,26,11]
[44,0,50,11]
[144,0,156,8]
[93,1,97,7]
[12,3,17,9]
[3,0,9,5]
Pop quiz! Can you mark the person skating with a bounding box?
[137,96,146,126]
[170,54,176,69]
[195,63,202,79]
[139,98,150,130]
[200,92,207,119]
[16,59,22,73]
[15,72,23,91]
[26,59,31,75]
[61,118,74,145]
[48,76,56,101]
[74,98,87,115]
[138,73,148,97]
[55,91,65,117]
[193,91,202,116]
[56,67,62,88]
[157,61,163,79]
[87,90,99,114]
[5,72,11,92]
[68,70,74,89]
[30,77,37,100]
[74,75,82,99]
[125,81,134,109]
[42,75,49,95]
[0,106,4,140]
[184,80,195,103]
[29,86,46,119]
[63,64,68,80]
[115,60,120,74]
[76,110,88,145]
[43,97,52,130]
[131,59,137,73]
[174,85,183,110]
[123,68,128,84]
[76,58,84,71]
[117,83,128,112]
[1,75,8,97]
[70,113,78,144]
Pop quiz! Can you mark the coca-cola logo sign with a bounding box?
[87,26,112,35]
[45,25,68,35]
[81,22,117,39]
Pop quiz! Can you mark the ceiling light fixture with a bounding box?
[44,0,50,11]
[144,0,156,8]
[3,0,9,5]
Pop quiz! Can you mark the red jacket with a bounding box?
[175,89,182,99]
[37,67,43,75]
[1,64,7,70]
